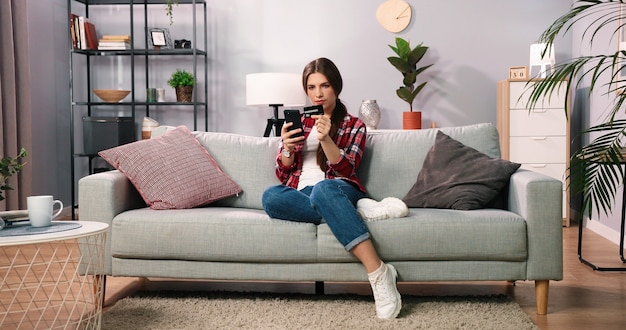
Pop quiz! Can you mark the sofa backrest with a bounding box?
[155,123,501,209]
[358,123,501,201]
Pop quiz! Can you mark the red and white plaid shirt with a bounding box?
[275,113,367,193]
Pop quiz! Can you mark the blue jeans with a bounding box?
[262,179,369,251]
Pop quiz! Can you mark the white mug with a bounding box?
[27,195,63,227]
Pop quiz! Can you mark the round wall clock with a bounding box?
[376,0,412,33]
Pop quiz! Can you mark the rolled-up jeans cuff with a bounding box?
[344,232,371,252]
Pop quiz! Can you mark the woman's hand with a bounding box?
[313,114,331,141]
[281,121,305,153]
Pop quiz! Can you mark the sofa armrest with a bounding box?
[78,170,145,274]
[507,169,563,280]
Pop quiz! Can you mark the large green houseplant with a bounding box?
[0,148,27,202]
[387,37,433,129]
[527,0,626,217]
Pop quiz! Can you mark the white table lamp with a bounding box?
[246,73,306,137]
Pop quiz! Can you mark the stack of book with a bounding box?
[98,35,132,50]
[70,14,98,50]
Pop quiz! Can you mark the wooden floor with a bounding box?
[98,223,626,329]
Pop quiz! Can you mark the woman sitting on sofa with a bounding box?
[261,57,402,320]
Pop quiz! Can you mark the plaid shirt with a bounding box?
[275,113,367,193]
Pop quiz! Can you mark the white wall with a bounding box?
[32,1,599,228]
[208,0,574,134]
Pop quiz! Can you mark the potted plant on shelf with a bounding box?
[1,148,28,202]
[168,69,195,103]
[527,0,626,218]
[387,37,433,129]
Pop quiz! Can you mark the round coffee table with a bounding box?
[0,221,108,329]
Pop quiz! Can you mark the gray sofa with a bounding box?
[78,123,563,315]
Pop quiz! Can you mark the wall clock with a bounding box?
[376,0,412,33]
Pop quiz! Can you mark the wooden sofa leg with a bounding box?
[535,280,549,315]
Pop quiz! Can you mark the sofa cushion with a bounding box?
[191,132,282,209]
[402,131,520,210]
[110,207,319,262]
[359,123,502,201]
[99,126,242,210]
[317,208,528,262]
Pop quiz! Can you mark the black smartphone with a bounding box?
[303,105,323,118]
[283,109,304,138]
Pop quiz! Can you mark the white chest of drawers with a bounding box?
[497,79,571,226]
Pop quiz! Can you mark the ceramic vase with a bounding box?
[359,100,381,130]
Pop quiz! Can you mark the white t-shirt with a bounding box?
[297,128,325,190]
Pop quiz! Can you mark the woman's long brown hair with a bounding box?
[302,58,347,171]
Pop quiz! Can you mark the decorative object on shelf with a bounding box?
[508,66,528,80]
[0,148,27,202]
[246,73,306,137]
[175,39,191,49]
[527,0,626,218]
[387,37,433,130]
[166,0,179,26]
[93,89,131,103]
[142,117,160,140]
[147,27,173,50]
[146,88,157,103]
[529,43,555,78]
[358,99,381,130]
[376,0,412,33]
[168,69,195,102]
[156,88,166,102]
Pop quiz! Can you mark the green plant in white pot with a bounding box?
[527,0,626,217]
[387,37,433,129]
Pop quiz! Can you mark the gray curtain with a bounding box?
[0,0,33,211]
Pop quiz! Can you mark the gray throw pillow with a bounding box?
[402,131,520,210]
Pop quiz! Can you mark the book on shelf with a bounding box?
[98,35,131,50]
[69,14,98,50]
[101,35,131,42]
[78,16,87,49]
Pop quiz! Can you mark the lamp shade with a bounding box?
[246,73,306,106]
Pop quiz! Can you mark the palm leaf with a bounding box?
[527,0,626,216]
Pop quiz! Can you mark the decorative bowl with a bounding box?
[93,89,131,103]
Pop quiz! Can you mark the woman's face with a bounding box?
[306,72,337,115]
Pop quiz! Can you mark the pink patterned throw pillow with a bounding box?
[99,125,242,210]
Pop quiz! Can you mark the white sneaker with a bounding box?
[357,197,409,221]
[368,263,402,320]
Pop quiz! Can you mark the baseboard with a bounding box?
[584,217,624,247]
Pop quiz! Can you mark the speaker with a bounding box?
[82,116,135,155]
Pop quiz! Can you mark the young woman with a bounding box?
[261,58,401,320]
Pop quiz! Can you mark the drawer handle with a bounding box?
[530,136,547,140]
[528,164,548,168]
[531,109,547,113]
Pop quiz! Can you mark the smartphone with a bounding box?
[283,109,304,138]
[303,105,324,118]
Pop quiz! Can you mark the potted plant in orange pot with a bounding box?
[387,37,433,129]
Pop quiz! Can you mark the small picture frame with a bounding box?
[147,27,173,49]
[509,66,528,80]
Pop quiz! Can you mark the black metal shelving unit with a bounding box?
[68,0,208,219]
